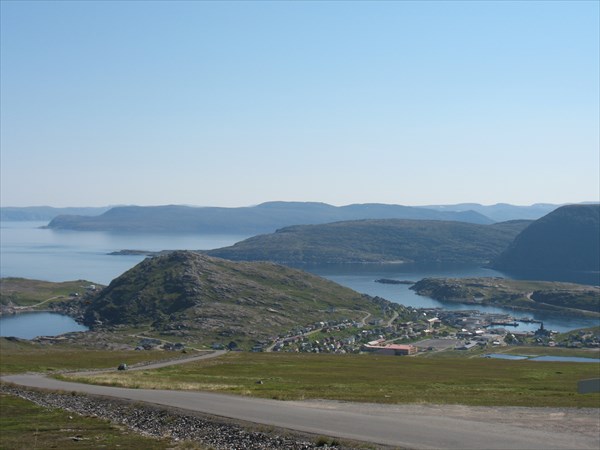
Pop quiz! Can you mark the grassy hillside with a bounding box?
[0,278,99,308]
[84,251,393,347]
[411,277,600,315]
[493,204,600,275]
[0,338,177,375]
[207,219,531,265]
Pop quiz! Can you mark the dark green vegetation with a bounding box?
[0,337,177,375]
[492,204,600,276]
[65,352,600,408]
[410,277,600,315]
[46,201,493,233]
[84,251,393,347]
[0,392,181,449]
[207,219,531,265]
[0,277,98,308]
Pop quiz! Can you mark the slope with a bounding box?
[207,219,531,265]
[492,204,600,277]
[84,251,391,346]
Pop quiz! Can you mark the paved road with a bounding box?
[3,369,597,449]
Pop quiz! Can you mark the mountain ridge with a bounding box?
[206,219,532,265]
[46,202,493,233]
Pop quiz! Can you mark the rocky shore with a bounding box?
[1,384,364,449]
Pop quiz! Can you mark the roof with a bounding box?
[365,344,415,351]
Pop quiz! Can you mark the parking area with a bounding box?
[414,338,460,351]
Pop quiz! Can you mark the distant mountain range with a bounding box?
[42,202,494,233]
[421,203,567,222]
[491,204,600,277]
[3,202,592,229]
[206,219,531,265]
[0,206,111,222]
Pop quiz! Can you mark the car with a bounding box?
[117,363,128,371]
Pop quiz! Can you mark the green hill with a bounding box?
[492,204,600,276]
[84,251,392,346]
[206,219,531,265]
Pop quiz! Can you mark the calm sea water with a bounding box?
[1,221,598,336]
[0,312,88,339]
[0,221,249,284]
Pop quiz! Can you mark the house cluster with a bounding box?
[518,327,600,349]
[267,314,434,354]
[135,337,185,351]
[558,330,600,349]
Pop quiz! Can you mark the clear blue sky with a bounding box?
[1,0,598,207]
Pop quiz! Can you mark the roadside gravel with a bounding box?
[0,384,366,449]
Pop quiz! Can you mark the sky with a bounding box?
[1,0,598,208]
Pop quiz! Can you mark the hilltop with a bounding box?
[206,219,531,265]
[492,204,600,278]
[83,251,393,347]
[45,202,492,233]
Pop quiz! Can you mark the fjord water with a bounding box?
[0,221,249,284]
[1,221,598,336]
[303,263,599,333]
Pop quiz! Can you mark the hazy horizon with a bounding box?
[1,199,598,210]
[1,1,598,208]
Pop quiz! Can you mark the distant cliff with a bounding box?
[207,219,531,265]
[46,202,493,233]
[492,204,600,276]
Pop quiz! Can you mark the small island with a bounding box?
[374,279,415,285]
[410,277,600,317]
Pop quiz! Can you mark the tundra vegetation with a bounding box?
[0,392,189,449]
[60,352,599,408]
[206,219,530,265]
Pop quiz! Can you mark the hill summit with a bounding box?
[492,204,600,277]
[84,251,389,346]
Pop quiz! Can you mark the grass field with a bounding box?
[62,352,600,408]
[0,277,99,307]
[0,392,199,449]
[0,338,182,375]
[496,346,600,359]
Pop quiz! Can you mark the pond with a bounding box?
[0,312,88,339]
